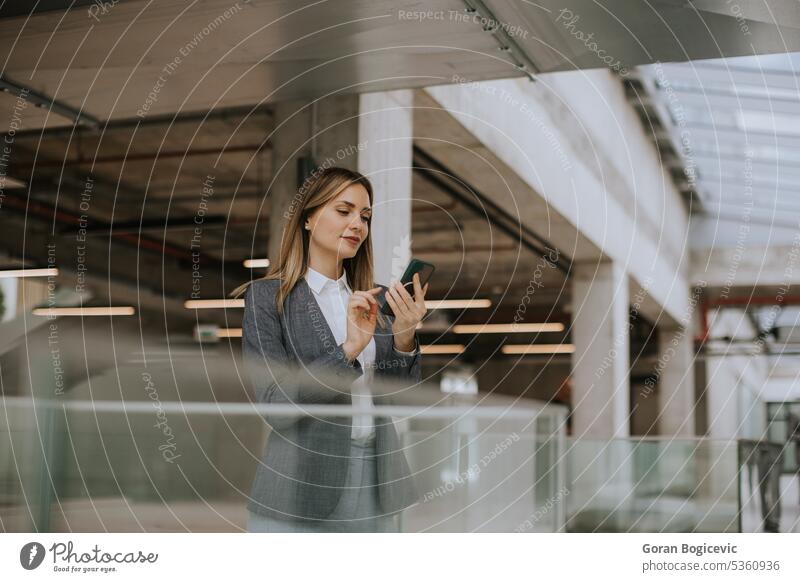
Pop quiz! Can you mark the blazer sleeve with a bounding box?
[242,280,364,426]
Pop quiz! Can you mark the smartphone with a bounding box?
[379,259,435,317]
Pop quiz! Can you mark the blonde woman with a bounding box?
[233,166,428,532]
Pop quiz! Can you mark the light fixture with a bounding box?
[243,258,269,268]
[0,268,58,278]
[737,110,800,136]
[184,299,244,309]
[183,297,491,311]
[425,299,491,310]
[194,325,244,341]
[421,344,466,354]
[0,176,26,189]
[217,327,242,338]
[452,322,564,334]
[501,344,574,354]
[32,306,135,316]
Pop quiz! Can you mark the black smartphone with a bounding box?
[379,259,435,317]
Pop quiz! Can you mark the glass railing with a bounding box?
[400,404,566,532]
[563,436,779,532]
[0,367,568,532]
[3,349,788,533]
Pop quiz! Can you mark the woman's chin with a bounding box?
[336,243,359,257]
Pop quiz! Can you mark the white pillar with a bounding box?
[570,261,633,520]
[657,325,696,436]
[357,90,414,286]
[571,261,630,438]
[268,99,313,264]
[269,91,414,286]
[705,353,744,439]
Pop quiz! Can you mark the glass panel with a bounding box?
[565,438,740,532]
[0,388,567,533]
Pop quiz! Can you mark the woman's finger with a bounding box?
[396,279,414,300]
[386,291,411,332]
[394,281,414,311]
[389,285,409,316]
[416,281,429,308]
[411,273,422,300]
[349,295,369,314]
[349,294,368,307]
[353,290,377,305]
[385,287,401,315]
[351,299,376,328]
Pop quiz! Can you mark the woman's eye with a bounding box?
[337,210,348,216]
[361,215,370,222]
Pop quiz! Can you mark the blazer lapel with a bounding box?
[287,277,337,362]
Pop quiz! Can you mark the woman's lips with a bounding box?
[343,236,359,245]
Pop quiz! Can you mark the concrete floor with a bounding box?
[1,475,797,532]
[740,474,800,533]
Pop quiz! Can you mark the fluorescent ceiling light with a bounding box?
[184,299,244,309]
[730,85,800,101]
[217,328,242,338]
[33,306,135,316]
[737,110,800,136]
[0,174,28,190]
[0,268,58,278]
[453,322,564,334]
[425,299,491,310]
[243,258,270,268]
[185,297,490,311]
[421,344,465,354]
[501,344,574,354]
[663,79,800,101]
[0,176,26,189]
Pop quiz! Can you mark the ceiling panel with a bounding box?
[1,0,798,131]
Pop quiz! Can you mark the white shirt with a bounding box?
[304,266,417,439]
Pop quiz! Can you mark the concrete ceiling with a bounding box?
[2,0,799,132]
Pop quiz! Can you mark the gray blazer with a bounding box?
[242,276,422,522]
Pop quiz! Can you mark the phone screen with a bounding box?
[379,260,435,316]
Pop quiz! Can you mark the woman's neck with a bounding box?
[308,255,342,280]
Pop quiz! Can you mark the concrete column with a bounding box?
[357,90,414,286]
[657,325,696,436]
[267,99,312,264]
[569,261,634,521]
[571,261,630,438]
[704,353,745,439]
[268,90,414,286]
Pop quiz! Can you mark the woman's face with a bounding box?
[306,182,372,261]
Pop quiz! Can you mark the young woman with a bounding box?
[233,166,428,532]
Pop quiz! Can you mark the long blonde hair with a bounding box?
[231,166,388,329]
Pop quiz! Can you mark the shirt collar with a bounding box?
[305,266,350,294]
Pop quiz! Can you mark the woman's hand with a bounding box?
[341,287,383,362]
[385,273,429,351]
